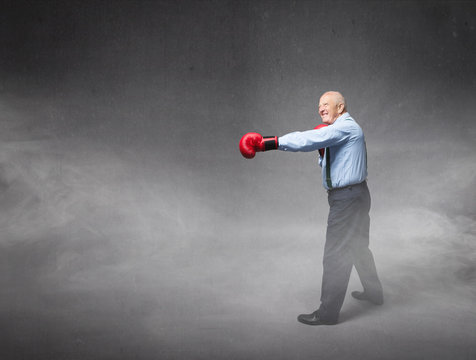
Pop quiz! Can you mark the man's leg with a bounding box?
[297,197,354,325]
[317,190,363,322]
[318,229,353,322]
[351,184,383,302]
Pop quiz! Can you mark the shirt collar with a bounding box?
[334,112,350,124]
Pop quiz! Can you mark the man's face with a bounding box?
[319,94,341,125]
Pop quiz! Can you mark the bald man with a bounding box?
[239,91,384,325]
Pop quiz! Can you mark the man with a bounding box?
[239,91,383,325]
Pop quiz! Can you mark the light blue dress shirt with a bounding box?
[278,112,367,190]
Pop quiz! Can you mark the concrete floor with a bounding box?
[2,218,475,360]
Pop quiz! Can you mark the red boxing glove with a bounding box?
[239,132,278,159]
[314,123,328,157]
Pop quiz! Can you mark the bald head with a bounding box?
[324,91,346,110]
[319,91,347,125]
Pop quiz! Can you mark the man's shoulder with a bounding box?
[334,116,364,139]
[335,115,359,128]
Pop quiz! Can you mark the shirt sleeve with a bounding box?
[278,124,352,152]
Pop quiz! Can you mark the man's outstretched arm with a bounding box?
[239,124,330,159]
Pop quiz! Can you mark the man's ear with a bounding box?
[338,103,345,114]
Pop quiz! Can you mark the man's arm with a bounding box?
[239,123,350,159]
[278,126,350,152]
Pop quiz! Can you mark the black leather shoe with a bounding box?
[297,311,338,326]
[351,291,384,305]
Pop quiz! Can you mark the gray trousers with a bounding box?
[318,181,383,322]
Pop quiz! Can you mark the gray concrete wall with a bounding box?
[1,1,475,359]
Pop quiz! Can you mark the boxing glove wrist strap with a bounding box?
[262,136,278,151]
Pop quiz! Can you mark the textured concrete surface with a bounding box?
[1,1,475,359]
